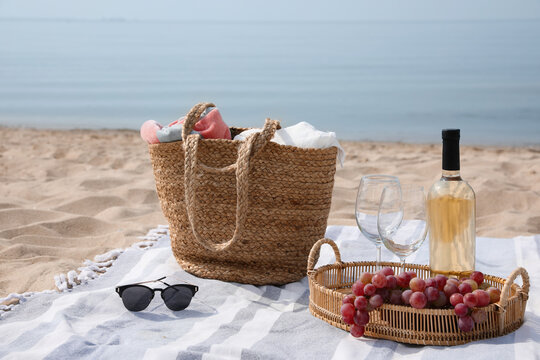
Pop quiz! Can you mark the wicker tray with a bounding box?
[307,238,530,346]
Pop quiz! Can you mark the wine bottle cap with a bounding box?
[441,129,460,171]
[442,129,460,141]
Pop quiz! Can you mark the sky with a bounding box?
[1,0,540,22]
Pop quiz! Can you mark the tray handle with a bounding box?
[307,238,342,274]
[497,267,530,335]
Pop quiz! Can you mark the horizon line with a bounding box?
[2,16,540,24]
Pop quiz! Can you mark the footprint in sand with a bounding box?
[125,188,160,205]
[0,216,118,240]
[80,177,129,190]
[0,208,65,229]
[500,161,520,177]
[54,196,126,217]
[0,203,20,210]
[526,216,540,234]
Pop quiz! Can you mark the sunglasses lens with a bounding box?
[161,286,194,311]
[121,286,153,311]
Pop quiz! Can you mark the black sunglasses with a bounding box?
[115,276,198,312]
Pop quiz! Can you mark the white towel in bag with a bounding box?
[233,122,346,167]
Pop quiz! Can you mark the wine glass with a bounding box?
[378,184,428,272]
[355,175,401,268]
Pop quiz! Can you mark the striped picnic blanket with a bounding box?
[0,226,538,359]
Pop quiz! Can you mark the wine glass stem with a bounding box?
[376,244,382,270]
[400,257,406,273]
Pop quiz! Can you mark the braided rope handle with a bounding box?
[498,267,530,334]
[307,238,342,273]
[182,103,279,252]
[182,102,215,142]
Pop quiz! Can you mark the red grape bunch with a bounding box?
[340,267,502,338]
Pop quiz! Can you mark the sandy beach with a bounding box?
[1,126,539,298]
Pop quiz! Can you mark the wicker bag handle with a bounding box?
[183,103,279,252]
[307,238,342,274]
[497,267,530,335]
[181,102,214,142]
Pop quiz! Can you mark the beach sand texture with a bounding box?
[1,127,539,298]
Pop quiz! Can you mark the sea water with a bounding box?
[0,19,539,145]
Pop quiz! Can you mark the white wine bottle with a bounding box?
[428,129,476,274]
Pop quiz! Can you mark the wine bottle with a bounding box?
[427,129,476,274]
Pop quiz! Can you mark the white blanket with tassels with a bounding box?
[0,226,539,359]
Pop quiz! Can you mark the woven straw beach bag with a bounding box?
[148,103,338,285]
